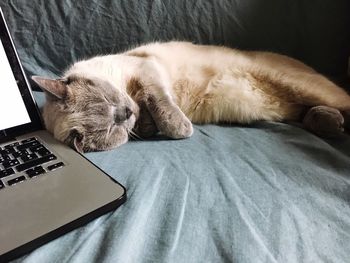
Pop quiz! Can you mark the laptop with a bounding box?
[0,8,126,262]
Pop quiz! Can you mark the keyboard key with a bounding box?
[47,162,65,171]
[31,146,51,157]
[26,166,46,178]
[0,168,15,178]
[0,155,11,163]
[2,159,20,169]
[12,150,29,159]
[16,154,57,172]
[0,148,16,155]
[5,142,20,149]
[8,176,26,186]
[21,137,37,144]
[20,153,38,163]
[17,140,41,151]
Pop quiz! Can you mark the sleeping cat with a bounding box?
[32,41,350,152]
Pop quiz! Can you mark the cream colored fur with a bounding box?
[66,41,350,123]
[34,41,350,152]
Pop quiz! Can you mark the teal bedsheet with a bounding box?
[13,92,350,262]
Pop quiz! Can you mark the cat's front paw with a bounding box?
[145,95,193,139]
[158,110,193,139]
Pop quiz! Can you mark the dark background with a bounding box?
[1,0,349,88]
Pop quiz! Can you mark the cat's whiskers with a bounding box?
[128,129,143,141]
[107,125,115,136]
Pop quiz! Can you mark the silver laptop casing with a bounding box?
[0,8,126,261]
[0,130,126,261]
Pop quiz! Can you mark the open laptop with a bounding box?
[0,8,126,261]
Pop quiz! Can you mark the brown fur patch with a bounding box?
[201,66,217,78]
[127,51,150,58]
[249,71,308,120]
[126,77,159,137]
[126,77,144,101]
[172,78,203,119]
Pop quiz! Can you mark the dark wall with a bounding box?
[1,0,349,79]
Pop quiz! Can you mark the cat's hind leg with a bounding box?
[282,73,350,136]
[257,68,350,136]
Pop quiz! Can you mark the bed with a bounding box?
[2,1,350,262]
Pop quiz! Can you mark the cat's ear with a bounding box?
[66,129,85,153]
[31,76,67,99]
[73,135,84,154]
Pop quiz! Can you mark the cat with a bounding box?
[32,41,350,153]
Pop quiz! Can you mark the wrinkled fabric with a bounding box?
[1,0,350,81]
[11,92,350,263]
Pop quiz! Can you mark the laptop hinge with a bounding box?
[0,130,15,144]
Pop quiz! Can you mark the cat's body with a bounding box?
[33,41,350,152]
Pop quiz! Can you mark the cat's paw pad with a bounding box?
[303,106,344,137]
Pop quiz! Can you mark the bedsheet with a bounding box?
[12,92,350,262]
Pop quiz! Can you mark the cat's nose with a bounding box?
[114,107,133,123]
[125,107,132,119]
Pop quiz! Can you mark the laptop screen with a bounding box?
[0,9,43,141]
[0,39,31,130]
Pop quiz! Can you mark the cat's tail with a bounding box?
[291,73,350,110]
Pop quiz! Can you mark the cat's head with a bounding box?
[32,75,139,152]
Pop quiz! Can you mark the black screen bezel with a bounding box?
[0,10,43,141]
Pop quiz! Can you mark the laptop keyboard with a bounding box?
[0,137,65,190]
